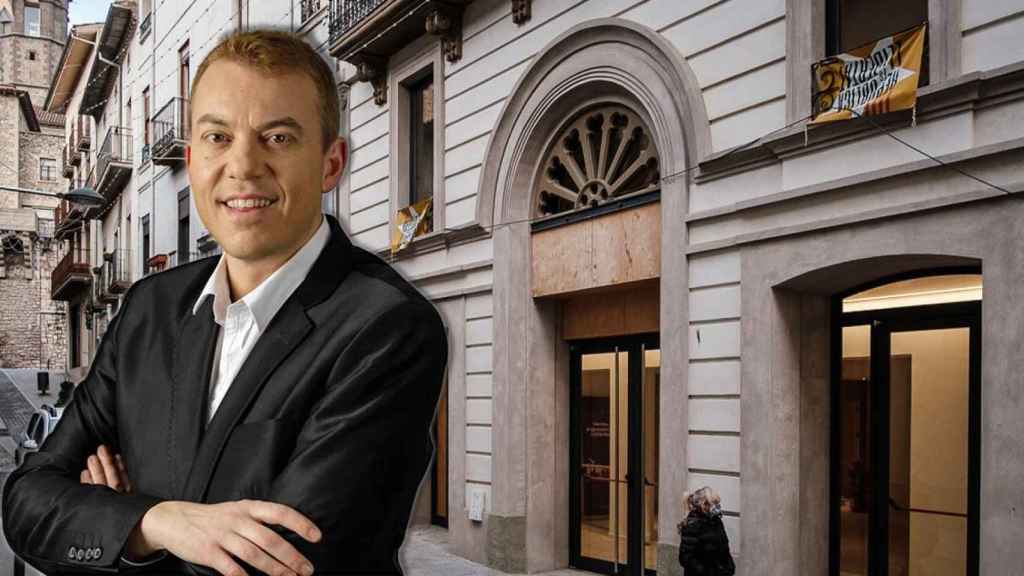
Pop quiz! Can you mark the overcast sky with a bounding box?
[68,0,111,26]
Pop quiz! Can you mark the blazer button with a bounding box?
[67,546,76,559]
[85,548,94,560]
[76,548,84,561]
[96,546,103,559]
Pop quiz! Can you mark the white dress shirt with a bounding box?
[194,214,330,425]
[120,214,330,567]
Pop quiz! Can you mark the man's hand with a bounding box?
[79,444,132,493]
[129,500,321,576]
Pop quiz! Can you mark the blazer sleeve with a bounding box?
[1,286,166,574]
[190,298,449,575]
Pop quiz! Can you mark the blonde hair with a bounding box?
[191,29,340,151]
[683,486,721,517]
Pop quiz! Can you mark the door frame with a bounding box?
[830,277,981,576]
[568,333,659,576]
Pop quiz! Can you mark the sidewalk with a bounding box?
[399,525,594,576]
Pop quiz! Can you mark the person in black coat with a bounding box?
[678,486,735,575]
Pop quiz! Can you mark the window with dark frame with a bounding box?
[178,189,190,265]
[143,86,151,147]
[24,3,40,37]
[39,157,57,181]
[179,40,190,99]
[406,70,434,231]
[826,0,929,86]
[69,303,80,368]
[141,215,150,274]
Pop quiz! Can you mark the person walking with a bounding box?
[677,486,735,575]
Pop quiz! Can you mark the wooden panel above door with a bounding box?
[531,202,660,298]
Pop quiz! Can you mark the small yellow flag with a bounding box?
[811,23,927,124]
[390,197,432,255]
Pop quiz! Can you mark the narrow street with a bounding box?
[399,525,593,576]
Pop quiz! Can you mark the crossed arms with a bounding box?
[2,290,448,575]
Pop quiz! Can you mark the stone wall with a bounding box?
[18,125,64,198]
[0,96,19,206]
[0,231,65,368]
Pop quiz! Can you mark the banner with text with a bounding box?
[811,23,926,124]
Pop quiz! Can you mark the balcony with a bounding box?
[151,97,189,167]
[144,253,167,276]
[76,115,91,152]
[97,249,131,302]
[54,199,83,241]
[169,250,203,268]
[328,0,473,105]
[52,247,92,301]
[96,127,133,202]
[62,146,74,178]
[301,0,323,24]
[79,2,135,119]
[139,12,151,40]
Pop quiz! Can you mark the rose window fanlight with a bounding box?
[536,105,660,217]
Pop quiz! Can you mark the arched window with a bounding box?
[2,235,25,268]
[536,104,660,218]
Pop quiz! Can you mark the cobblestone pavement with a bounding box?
[399,525,596,576]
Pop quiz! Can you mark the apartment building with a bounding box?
[47,1,1024,574]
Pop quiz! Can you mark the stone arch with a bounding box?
[478,18,709,574]
[735,195,1023,574]
[474,17,710,228]
[2,233,26,268]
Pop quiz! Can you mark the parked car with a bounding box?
[14,404,62,467]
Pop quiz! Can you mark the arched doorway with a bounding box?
[473,18,710,575]
[834,271,981,576]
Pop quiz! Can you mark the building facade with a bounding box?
[0,0,67,369]
[46,0,1024,575]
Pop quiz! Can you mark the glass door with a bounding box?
[570,335,659,576]
[836,304,979,576]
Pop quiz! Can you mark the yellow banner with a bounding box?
[811,23,926,124]
[390,197,432,255]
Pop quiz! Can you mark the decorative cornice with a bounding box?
[425,7,463,63]
[511,0,531,25]
[696,61,1024,182]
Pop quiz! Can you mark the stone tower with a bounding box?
[0,0,68,369]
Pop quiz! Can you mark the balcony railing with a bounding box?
[139,12,152,40]
[144,253,167,276]
[52,247,92,301]
[301,0,324,23]
[328,0,471,105]
[97,249,132,302]
[96,126,133,201]
[76,115,91,152]
[62,146,74,178]
[54,199,83,240]
[152,97,189,167]
[168,250,204,268]
[329,0,386,41]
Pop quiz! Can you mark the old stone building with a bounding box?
[0,0,68,369]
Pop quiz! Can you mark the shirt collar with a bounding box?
[192,214,330,331]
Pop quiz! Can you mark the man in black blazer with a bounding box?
[2,30,447,575]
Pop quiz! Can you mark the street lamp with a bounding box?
[0,185,106,207]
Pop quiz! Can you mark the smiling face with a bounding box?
[187,59,346,271]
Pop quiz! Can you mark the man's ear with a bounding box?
[185,144,191,168]
[321,137,347,191]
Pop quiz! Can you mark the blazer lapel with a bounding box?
[169,294,220,499]
[183,214,355,502]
